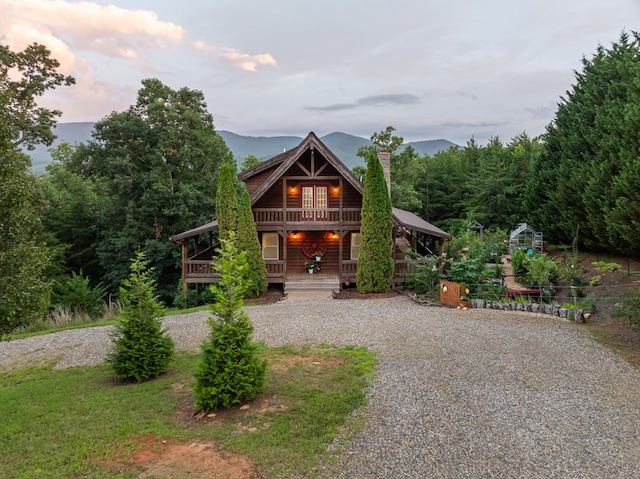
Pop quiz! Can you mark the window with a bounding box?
[301,185,328,220]
[262,232,279,260]
[351,232,361,260]
[316,186,327,219]
[302,186,314,219]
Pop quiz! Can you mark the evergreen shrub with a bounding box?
[193,233,267,411]
[52,272,106,319]
[107,252,175,382]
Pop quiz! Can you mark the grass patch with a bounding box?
[164,304,210,316]
[586,316,640,370]
[0,345,376,478]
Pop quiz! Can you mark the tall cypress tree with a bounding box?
[356,152,394,293]
[525,31,640,254]
[216,162,238,240]
[237,187,267,298]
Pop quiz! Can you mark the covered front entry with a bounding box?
[283,230,340,276]
[281,230,343,296]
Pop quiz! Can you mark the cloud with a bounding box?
[358,94,420,106]
[306,93,420,112]
[192,41,277,72]
[525,104,556,120]
[0,0,186,122]
[0,0,183,61]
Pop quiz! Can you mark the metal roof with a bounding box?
[169,220,217,241]
[392,208,452,239]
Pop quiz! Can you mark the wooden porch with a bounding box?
[181,257,418,289]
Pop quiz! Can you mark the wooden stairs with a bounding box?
[284,271,340,299]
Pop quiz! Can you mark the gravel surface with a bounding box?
[3,295,640,478]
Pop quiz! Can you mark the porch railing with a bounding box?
[185,257,422,285]
[184,259,285,282]
[253,208,361,224]
[186,260,214,277]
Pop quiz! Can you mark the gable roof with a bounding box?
[238,131,364,204]
[170,132,451,242]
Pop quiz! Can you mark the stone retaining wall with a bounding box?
[469,298,586,322]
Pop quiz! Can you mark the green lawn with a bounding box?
[0,344,376,478]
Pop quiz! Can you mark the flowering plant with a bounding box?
[305,261,320,272]
[459,288,470,301]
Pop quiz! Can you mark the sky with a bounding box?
[1,0,639,145]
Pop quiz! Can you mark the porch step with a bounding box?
[284,274,340,297]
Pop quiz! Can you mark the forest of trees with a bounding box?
[2,31,640,334]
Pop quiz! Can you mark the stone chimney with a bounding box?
[378,150,391,196]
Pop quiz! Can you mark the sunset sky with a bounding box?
[1,0,638,144]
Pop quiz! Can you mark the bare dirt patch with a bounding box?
[117,434,258,479]
[112,353,342,478]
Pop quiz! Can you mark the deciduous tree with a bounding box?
[65,79,230,300]
[0,43,74,337]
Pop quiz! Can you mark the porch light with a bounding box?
[292,231,298,239]
[289,185,297,194]
[332,185,339,194]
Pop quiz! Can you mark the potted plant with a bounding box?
[459,287,470,308]
[305,260,319,274]
[314,250,324,262]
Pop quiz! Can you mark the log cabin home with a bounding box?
[170,132,451,295]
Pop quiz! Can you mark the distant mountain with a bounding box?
[317,132,372,169]
[26,123,459,174]
[217,131,302,163]
[406,139,459,157]
[27,122,95,174]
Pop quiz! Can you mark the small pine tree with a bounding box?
[193,232,267,411]
[356,152,394,293]
[107,251,175,382]
[237,187,268,298]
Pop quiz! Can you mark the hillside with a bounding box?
[27,122,95,174]
[26,123,459,174]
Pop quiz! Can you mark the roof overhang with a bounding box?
[169,220,218,241]
[392,207,451,239]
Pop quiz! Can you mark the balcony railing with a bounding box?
[253,208,361,224]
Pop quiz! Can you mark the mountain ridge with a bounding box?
[26,122,459,173]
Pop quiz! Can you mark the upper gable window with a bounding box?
[301,185,328,220]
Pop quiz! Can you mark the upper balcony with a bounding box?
[252,207,361,230]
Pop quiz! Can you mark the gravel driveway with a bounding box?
[3,295,640,478]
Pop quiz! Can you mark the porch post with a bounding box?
[338,230,344,289]
[181,239,187,299]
